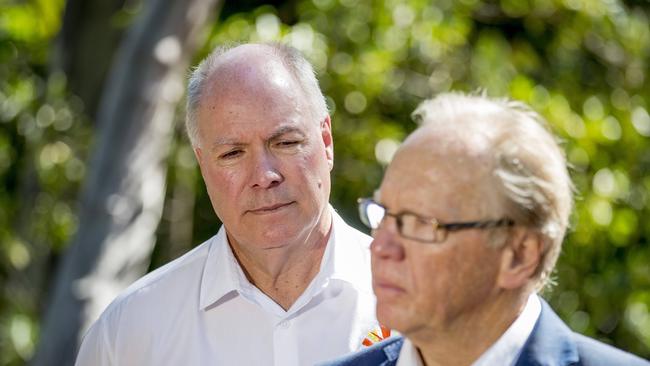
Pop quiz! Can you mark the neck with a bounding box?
[229,210,332,310]
[413,291,529,366]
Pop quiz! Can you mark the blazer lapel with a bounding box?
[515,299,579,366]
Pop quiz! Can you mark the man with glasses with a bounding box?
[325,93,649,365]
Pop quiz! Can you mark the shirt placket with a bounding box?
[273,317,299,366]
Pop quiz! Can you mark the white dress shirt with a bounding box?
[75,208,377,366]
[396,294,542,366]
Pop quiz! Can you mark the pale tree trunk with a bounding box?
[31,0,222,365]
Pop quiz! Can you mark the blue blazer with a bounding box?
[322,300,649,366]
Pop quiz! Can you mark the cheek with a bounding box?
[410,249,460,308]
[203,166,241,200]
[465,247,501,291]
[411,261,441,305]
[304,142,330,171]
[289,150,330,189]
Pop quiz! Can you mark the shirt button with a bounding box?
[278,320,290,329]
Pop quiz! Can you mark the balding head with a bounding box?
[410,92,573,289]
[186,43,328,147]
[391,124,501,219]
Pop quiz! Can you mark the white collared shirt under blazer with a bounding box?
[75,207,377,366]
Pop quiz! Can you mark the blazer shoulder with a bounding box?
[573,333,649,366]
[518,299,649,366]
[319,337,404,366]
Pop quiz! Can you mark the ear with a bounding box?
[321,115,334,171]
[194,146,206,175]
[496,227,544,290]
[194,146,203,163]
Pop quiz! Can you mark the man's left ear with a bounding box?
[321,115,334,170]
[497,227,544,290]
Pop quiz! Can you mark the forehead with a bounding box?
[196,53,312,142]
[379,128,495,217]
[203,53,302,112]
[205,52,296,99]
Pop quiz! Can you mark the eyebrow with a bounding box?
[268,125,305,141]
[209,125,306,152]
[209,138,244,153]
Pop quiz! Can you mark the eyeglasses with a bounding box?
[358,198,515,243]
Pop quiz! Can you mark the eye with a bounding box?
[400,213,432,234]
[220,149,243,159]
[276,140,300,147]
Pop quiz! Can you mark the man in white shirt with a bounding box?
[324,93,649,366]
[75,43,379,366]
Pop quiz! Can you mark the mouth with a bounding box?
[373,279,406,295]
[248,202,294,215]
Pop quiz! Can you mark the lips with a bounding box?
[248,202,294,214]
[373,278,406,295]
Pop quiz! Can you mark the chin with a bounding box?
[376,302,402,330]
[378,300,427,336]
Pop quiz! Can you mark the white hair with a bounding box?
[412,92,573,289]
[185,42,328,147]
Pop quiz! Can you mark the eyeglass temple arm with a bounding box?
[440,218,514,232]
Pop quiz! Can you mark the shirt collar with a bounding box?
[284,207,372,313]
[396,338,424,366]
[327,207,373,291]
[198,205,371,310]
[472,293,542,366]
[199,227,251,310]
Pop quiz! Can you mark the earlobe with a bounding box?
[497,228,543,290]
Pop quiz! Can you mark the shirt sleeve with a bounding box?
[74,317,115,366]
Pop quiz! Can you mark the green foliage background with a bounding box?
[1,0,649,364]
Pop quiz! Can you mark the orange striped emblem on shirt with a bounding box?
[361,325,392,347]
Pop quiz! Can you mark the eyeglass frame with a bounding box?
[357,198,515,243]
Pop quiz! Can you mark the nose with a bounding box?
[370,218,405,261]
[250,150,283,189]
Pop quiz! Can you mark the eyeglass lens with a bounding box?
[363,200,385,229]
